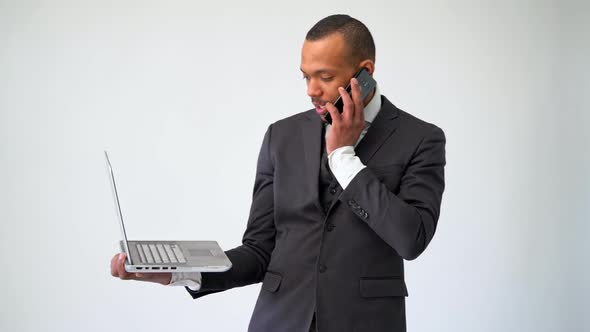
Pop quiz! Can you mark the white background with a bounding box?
[0,1,588,331]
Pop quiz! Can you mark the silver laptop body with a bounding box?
[105,151,232,273]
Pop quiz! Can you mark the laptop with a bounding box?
[105,151,232,273]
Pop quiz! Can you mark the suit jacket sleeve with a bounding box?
[339,125,446,260]
[187,125,276,299]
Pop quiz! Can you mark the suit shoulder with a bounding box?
[269,109,317,135]
[270,109,315,129]
[397,108,444,137]
[259,109,315,149]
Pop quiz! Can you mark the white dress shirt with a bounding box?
[169,86,382,289]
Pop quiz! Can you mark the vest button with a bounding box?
[319,264,327,273]
[326,223,335,232]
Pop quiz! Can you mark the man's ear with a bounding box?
[359,60,375,75]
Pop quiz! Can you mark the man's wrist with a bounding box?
[328,146,366,190]
[168,272,202,290]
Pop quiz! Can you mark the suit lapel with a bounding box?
[325,97,400,214]
[355,96,400,165]
[301,110,324,215]
[300,97,400,216]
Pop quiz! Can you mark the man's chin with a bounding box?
[314,106,328,122]
[316,111,328,123]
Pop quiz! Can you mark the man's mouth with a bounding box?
[313,102,327,115]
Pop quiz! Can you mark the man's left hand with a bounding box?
[325,78,365,155]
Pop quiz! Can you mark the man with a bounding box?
[111,14,446,332]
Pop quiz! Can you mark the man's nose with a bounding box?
[306,80,322,98]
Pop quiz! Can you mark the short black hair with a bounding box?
[306,14,376,64]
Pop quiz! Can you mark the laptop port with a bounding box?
[136,267,143,270]
[152,267,160,270]
[171,267,177,270]
[162,267,168,270]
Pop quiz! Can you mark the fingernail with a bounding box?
[119,253,124,261]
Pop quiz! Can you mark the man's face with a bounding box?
[300,33,357,121]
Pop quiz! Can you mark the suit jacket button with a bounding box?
[326,223,335,232]
[319,264,327,273]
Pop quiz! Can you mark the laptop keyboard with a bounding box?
[136,243,186,264]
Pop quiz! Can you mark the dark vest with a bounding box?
[318,125,343,214]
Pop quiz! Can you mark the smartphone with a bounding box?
[325,68,377,124]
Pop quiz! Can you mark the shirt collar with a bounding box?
[324,85,381,128]
[363,85,381,124]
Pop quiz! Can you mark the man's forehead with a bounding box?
[299,66,337,75]
[302,34,347,54]
[301,38,350,73]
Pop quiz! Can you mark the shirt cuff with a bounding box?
[168,272,202,291]
[328,146,366,190]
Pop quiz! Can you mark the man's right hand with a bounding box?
[110,253,172,285]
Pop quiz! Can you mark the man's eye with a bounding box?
[321,77,334,82]
[302,75,310,81]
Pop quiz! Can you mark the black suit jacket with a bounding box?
[187,96,446,332]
